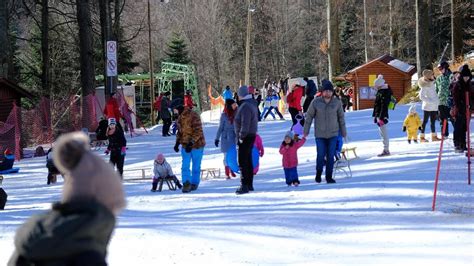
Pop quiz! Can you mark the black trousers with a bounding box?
[238,134,256,187]
[421,110,437,133]
[264,106,284,119]
[453,114,467,149]
[110,151,125,177]
[438,105,453,136]
[288,107,301,126]
[162,118,171,136]
[303,96,314,113]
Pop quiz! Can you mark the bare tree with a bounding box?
[416,0,432,75]
[327,0,341,79]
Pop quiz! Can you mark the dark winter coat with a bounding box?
[160,96,171,120]
[451,79,472,118]
[8,200,115,266]
[95,119,109,141]
[234,97,258,140]
[372,86,393,120]
[215,113,236,153]
[107,126,126,152]
[305,80,317,97]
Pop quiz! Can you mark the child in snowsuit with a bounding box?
[253,134,264,175]
[151,153,182,192]
[279,131,306,186]
[403,105,422,143]
[261,95,275,120]
[105,118,127,177]
[46,148,60,185]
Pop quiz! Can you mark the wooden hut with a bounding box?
[0,78,34,122]
[339,55,416,110]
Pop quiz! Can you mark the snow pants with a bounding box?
[181,147,204,186]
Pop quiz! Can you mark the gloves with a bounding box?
[215,139,219,147]
[173,142,180,153]
[121,146,127,156]
[238,138,243,144]
[377,118,388,127]
[373,118,377,124]
[104,149,110,155]
[185,142,193,153]
[418,127,422,131]
[402,126,406,132]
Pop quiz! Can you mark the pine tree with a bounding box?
[165,32,190,64]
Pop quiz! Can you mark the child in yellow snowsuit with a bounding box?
[403,105,422,143]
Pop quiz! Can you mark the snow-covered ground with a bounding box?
[1,104,473,265]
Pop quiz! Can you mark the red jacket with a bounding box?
[104,98,122,121]
[279,138,306,168]
[184,95,195,109]
[287,85,304,111]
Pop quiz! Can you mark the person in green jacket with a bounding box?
[8,132,126,266]
[435,61,453,137]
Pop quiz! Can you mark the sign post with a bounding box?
[106,41,117,95]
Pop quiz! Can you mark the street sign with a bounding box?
[107,41,117,77]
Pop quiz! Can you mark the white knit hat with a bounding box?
[54,132,126,215]
[373,75,386,88]
[408,104,417,113]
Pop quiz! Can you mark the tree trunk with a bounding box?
[327,0,341,79]
[0,0,10,78]
[77,0,95,128]
[416,0,432,75]
[451,0,463,61]
[41,0,50,97]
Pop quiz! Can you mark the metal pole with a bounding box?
[147,0,155,125]
[244,1,251,86]
[363,0,368,63]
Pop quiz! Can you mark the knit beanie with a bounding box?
[238,86,249,98]
[460,64,472,79]
[284,130,294,139]
[108,118,116,126]
[373,75,386,88]
[156,153,165,162]
[321,79,334,91]
[54,132,126,216]
[408,104,417,114]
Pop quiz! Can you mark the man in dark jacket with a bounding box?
[9,132,125,266]
[372,75,393,157]
[304,79,346,184]
[451,65,472,152]
[160,91,172,137]
[234,85,259,194]
[303,77,317,113]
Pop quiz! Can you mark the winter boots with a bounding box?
[235,184,249,194]
[419,134,428,143]
[182,181,192,193]
[224,166,236,179]
[431,133,441,141]
[315,170,322,183]
[377,150,390,157]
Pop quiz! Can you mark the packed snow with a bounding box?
[1,104,473,265]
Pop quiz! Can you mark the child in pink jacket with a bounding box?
[253,134,264,175]
[279,131,306,186]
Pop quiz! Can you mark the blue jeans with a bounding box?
[181,147,204,185]
[316,137,338,179]
[284,167,299,185]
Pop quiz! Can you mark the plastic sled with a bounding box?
[225,144,259,174]
[0,167,20,174]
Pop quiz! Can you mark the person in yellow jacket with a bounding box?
[403,105,422,143]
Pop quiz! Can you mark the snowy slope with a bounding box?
[0,104,473,265]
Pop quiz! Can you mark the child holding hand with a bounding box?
[279,131,306,186]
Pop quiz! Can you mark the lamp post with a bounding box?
[244,2,255,86]
[147,0,155,125]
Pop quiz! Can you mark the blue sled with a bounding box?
[0,167,20,174]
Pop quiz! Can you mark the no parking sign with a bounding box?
[107,41,117,77]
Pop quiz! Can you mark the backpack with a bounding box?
[388,95,397,110]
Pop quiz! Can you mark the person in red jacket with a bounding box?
[103,93,123,123]
[184,89,197,109]
[287,83,304,125]
[279,131,306,186]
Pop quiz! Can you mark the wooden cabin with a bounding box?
[0,78,34,156]
[339,55,416,110]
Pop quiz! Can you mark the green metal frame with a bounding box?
[95,62,200,112]
[158,62,200,112]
